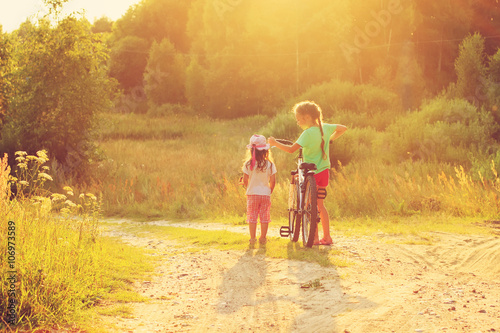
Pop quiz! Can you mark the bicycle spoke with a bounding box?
[302,176,317,248]
[288,175,300,242]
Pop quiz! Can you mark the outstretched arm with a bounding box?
[330,125,347,142]
[268,137,301,153]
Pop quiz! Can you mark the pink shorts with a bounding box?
[246,195,271,224]
[314,169,329,187]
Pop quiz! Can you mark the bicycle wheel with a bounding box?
[301,175,318,248]
[288,175,301,242]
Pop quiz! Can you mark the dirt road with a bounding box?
[101,221,500,333]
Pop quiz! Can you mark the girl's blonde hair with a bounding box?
[293,101,327,160]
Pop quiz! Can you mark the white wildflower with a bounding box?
[38,173,53,181]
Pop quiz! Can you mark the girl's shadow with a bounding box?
[217,246,267,314]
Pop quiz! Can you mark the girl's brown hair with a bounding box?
[244,148,272,172]
[293,101,327,160]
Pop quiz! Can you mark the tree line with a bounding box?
[105,0,500,116]
[1,0,500,179]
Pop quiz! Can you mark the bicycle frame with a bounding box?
[278,140,318,247]
[296,148,306,216]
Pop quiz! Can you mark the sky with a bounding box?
[0,0,142,32]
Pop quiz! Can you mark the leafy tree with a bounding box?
[187,0,299,117]
[144,39,186,106]
[92,16,113,34]
[469,0,500,56]
[0,29,12,128]
[0,17,116,178]
[454,33,487,104]
[488,49,500,106]
[185,56,206,113]
[108,36,149,93]
[109,0,193,104]
[413,0,473,92]
[112,0,192,52]
[104,0,500,118]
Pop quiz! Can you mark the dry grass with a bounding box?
[88,113,500,236]
[0,152,154,331]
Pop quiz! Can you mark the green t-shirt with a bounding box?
[296,124,338,173]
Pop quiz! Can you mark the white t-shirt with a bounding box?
[242,160,277,196]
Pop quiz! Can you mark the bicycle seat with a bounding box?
[299,163,317,171]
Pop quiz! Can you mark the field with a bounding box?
[94,112,500,228]
[91,112,500,332]
[2,1,500,330]
[2,111,500,332]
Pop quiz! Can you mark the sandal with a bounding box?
[259,238,267,245]
[249,238,257,245]
[318,239,333,246]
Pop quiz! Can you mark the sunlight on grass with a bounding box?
[124,223,351,268]
[330,215,494,242]
[97,304,135,319]
[89,113,500,229]
[95,114,270,219]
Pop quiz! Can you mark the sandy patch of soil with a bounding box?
[100,221,500,333]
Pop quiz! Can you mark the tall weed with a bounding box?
[0,152,152,330]
[94,114,271,219]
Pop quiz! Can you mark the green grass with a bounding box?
[0,213,155,331]
[119,223,351,268]
[329,215,494,241]
[97,304,135,319]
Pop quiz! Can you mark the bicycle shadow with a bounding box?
[284,241,377,332]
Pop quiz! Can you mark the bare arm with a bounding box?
[242,173,249,188]
[330,125,347,142]
[269,173,276,193]
[268,137,301,153]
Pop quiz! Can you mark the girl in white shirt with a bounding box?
[242,135,277,245]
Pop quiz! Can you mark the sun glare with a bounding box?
[0,0,141,32]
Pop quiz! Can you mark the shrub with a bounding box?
[147,103,194,117]
[1,18,116,181]
[292,79,401,130]
[260,111,301,140]
[331,127,380,166]
[383,97,499,164]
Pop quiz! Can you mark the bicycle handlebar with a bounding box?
[275,139,294,146]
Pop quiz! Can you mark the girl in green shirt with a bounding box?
[269,101,347,245]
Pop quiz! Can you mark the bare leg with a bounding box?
[259,222,269,243]
[317,186,332,242]
[249,223,257,243]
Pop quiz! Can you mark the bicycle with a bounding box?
[276,139,326,248]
